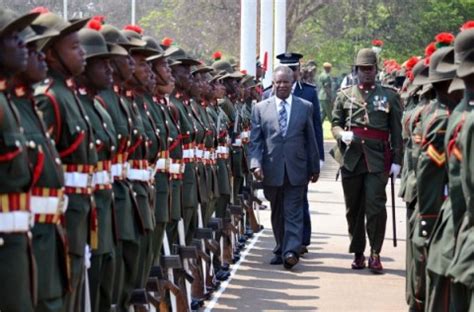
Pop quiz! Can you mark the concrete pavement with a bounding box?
[204,141,408,311]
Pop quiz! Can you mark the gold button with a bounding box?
[118,134,122,140]
[0,237,4,246]
[15,140,20,147]
[361,140,365,144]
[85,116,89,121]
[133,129,138,135]
[103,123,107,128]
[29,141,36,149]
[27,231,32,239]
[422,230,428,237]
[55,158,61,165]
[364,127,368,131]
[111,146,116,151]
[76,126,81,131]
[421,220,427,226]
[96,139,101,145]
[89,142,94,149]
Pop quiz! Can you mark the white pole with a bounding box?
[63,0,68,19]
[274,0,287,64]
[131,0,136,25]
[240,0,257,76]
[260,0,273,88]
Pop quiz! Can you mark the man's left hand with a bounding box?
[310,173,319,183]
[389,163,401,178]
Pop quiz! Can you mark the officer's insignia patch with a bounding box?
[427,144,446,167]
[374,96,390,112]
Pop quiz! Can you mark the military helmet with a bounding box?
[142,36,167,62]
[212,60,244,78]
[354,48,377,66]
[121,29,160,58]
[438,29,474,74]
[33,12,89,40]
[0,9,39,37]
[428,47,456,83]
[407,59,428,92]
[20,24,59,51]
[100,24,145,49]
[167,47,200,66]
[78,28,127,60]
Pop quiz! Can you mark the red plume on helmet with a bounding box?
[87,16,104,31]
[434,32,455,49]
[371,39,384,47]
[161,37,173,47]
[460,20,474,31]
[31,6,50,14]
[405,56,420,71]
[124,24,144,35]
[240,69,247,75]
[212,51,222,61]
[424,42,436,66]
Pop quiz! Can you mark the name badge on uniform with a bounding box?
[373,95,390,113]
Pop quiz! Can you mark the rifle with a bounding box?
[391,174,397,247]
[239,192,261,234]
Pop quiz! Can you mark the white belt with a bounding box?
[156,158,170,171]
[169,163,182,174]
[93,170,112,186]
[217,146,229,154]
[241,131,250,139]
[30,195,64,215]
[183,149,195,159]
[127,168,150,181]
[64,172,92,188]
[232,139,242,147]
[111,163,125,178]
[0,211,32,232]
[195,149,204,158]
[204,151,211,160]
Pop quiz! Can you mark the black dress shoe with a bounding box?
[300,246,309,255]
[270,255,283,265]
[283,252,298,269]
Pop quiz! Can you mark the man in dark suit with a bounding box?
[250,65,320,269]
[263,53,324,253]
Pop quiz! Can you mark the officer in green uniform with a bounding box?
[121,27,157,289]
[168,47,201,244]
[97,23,145,311]
[33,11,97,312]
[331,48,403,273]
[76,27,128,312]
[11,22,70,312]
[0,9,40,312]
[146,38,180,259]
[444,28,474,312]
[318,62,334,122]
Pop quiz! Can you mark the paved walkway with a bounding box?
[204,141,408,311]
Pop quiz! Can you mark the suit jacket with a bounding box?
[263,82,324,160]
[250,95,320,187]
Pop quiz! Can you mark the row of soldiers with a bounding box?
[396,23,474,311]
[0,7,264,312]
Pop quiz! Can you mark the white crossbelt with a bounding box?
[64,172,92,188]
[0,211,31,232]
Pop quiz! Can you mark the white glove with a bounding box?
[84,244,92,269]
[319,160,324,169]
[341,131,354,144]
[390,163,401,177]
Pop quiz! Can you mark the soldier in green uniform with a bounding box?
[424,28,474,311]
[331,48,403,273]
[444,27,474,312]
[33,11,97,311]
[121,27,157,289]
[11,22,70,312]
[97,23,145,311]
[168,47,201,244]
[147,39,181,259]
[398,59,430,311]
[411,46,462,311]
[0,9,40,312]
[318,62,334,122]
[75,27,128,312]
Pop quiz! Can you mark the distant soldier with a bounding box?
[0,8,39,312]
[318,62,334,122]
[331,48,403,273]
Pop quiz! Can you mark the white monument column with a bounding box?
[240,0,257,76]
[260,0,273,88]
[274,0,287,64]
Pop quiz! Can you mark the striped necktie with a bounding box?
[279,100,288,136]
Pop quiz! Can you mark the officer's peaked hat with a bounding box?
[276,52,303,67]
